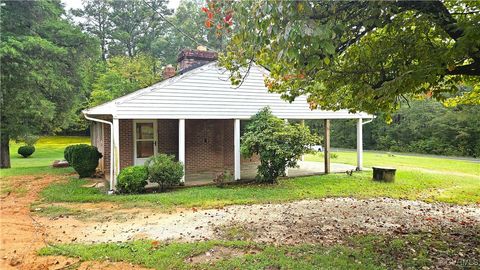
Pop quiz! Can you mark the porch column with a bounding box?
[112,118,120,189]
[356,118,363,171]
[234,119,241,180]
[179,119,185,183]
[300,120,305,161]
[324,119,331,174]
[284,119,289,177]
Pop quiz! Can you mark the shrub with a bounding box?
[116,166,148,194]
[18,145,35,158]
[68,144,103,178]
[241,107,320,183]
[145,154,184,191]
[64,144,82,163]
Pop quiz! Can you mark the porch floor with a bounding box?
[184,161,357,186]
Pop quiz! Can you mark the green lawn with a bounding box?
[40,227,478,270]
[40,165,479,210]
[307,151,480,176]
[0,136,89,177]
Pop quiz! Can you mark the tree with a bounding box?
[0,0,96,168]
[157,0,226,64]
[241,107,320,183]
[108,0,171,59]
[89,54,162,106]
[71,0,112,61]
[306,99,480,157]
[204,0,480,116]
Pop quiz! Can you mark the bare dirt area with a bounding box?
[0,175,150,270]
[40,198,480,246]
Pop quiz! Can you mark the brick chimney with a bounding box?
[162,64,176,79]
[177,46,218,74]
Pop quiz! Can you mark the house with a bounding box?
[83,47,373,191]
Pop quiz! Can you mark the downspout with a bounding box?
[84,114,115,194]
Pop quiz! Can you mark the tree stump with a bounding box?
[52,160,69,168]
[372,167,396,182]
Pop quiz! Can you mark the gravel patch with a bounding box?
[42,197,480,245]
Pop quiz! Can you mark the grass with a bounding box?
[0,136,89,178]
[30,204,84,219]
[307,150,480,176]
[39,228,479,270]
[39,166,480,211]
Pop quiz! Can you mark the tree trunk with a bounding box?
[0,132,11,168]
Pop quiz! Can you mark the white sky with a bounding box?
[62,0,181,11]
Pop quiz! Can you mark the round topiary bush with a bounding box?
[116,166,148,194]
[18,145,35,158]
[64,144,84,163]
[145,154,184,191]
[68,144,103,178]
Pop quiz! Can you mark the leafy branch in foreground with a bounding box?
[203,0,480,116]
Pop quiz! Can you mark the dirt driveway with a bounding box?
[0,175,149,270]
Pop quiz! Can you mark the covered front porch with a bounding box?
[92,117,366,190]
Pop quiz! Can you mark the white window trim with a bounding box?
[133,119,158,165]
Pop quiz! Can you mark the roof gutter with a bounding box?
[362,118,374,125]
[83,113,115,194]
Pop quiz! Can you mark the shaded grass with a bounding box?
[39,228,479,270]
[39,168,480,210]
[0,136,89,177]
[30,204,84,219]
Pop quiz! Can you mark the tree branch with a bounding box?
[446,62,480,76]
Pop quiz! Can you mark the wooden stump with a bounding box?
[372,167,396,182]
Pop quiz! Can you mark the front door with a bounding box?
[134,120,158,165]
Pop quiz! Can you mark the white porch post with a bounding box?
[234,119,241,180]
[300,120,305,162]
[284,119,289,177]
[179,119,186,183]
[356,118,363,171]
[112,118,120,190]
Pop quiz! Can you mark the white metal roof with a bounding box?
[83,62,372,120]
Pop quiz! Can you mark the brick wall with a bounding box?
[101,119,133,172]
[102,123,111,172]
[185,119,232,173]
[158,119,178,158]
[119,119,134,169]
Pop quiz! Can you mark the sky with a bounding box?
[62,0,181,11]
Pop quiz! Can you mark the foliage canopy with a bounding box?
[205,0,480,116]
[0,0,97,168]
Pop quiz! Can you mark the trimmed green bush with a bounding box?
[64,144,83,163]
[68,144,103,178]
[116,166,148,194]
[145,154,184,191]
[242,107,320,183]
[18,145,35,158]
